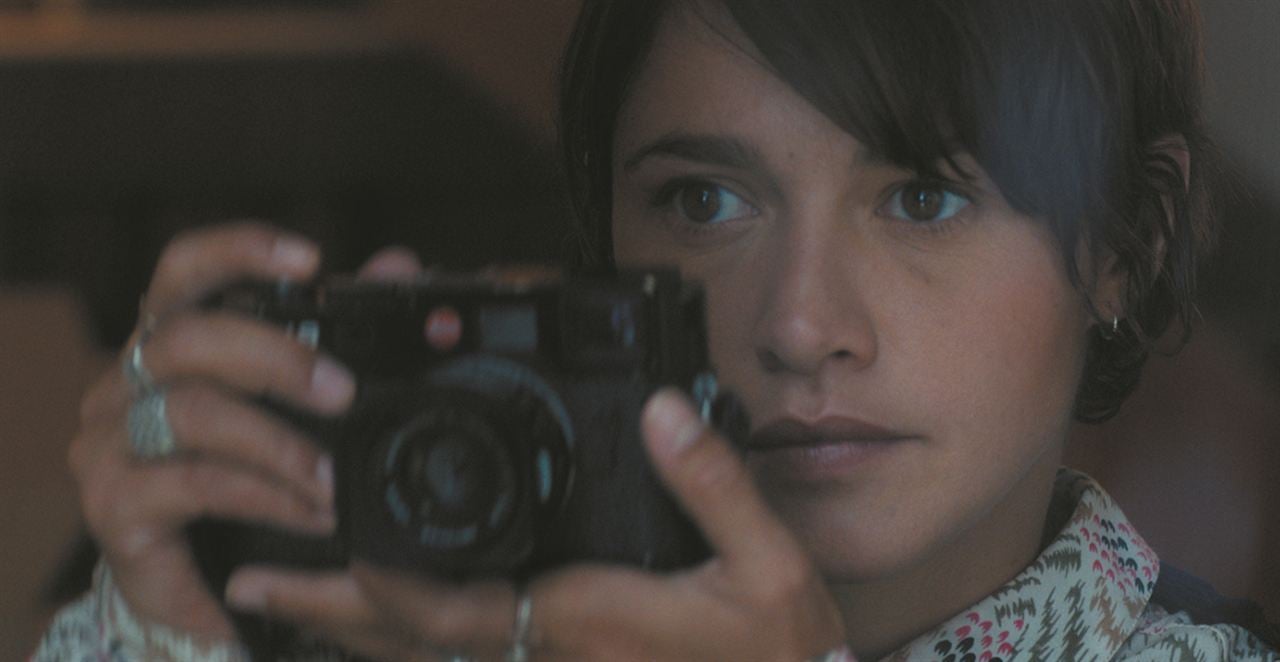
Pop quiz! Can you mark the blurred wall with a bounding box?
[0,288,109,660]
[1202,0,1280,202]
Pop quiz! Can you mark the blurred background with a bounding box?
[0,0,1274,658]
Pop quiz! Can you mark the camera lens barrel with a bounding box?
[346,356,574,577]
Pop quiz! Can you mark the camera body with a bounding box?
[189,267,743,624]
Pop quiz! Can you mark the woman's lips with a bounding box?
[745,416,915,481]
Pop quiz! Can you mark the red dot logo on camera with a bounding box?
[425,306,463,351]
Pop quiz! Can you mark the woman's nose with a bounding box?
[750,229,878,378]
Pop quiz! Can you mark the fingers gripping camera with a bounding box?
[188,267,747,595]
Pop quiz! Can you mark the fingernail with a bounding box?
[644,389,705,456]
[310,357,355,412]
[226,575,268,611]
[272,235,319,272]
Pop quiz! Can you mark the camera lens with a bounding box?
[383,407,517,551]
[397,428,504,527]
[353,356,574,575]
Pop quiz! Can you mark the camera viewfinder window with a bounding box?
[478,305,539,353]
[560,291,646,368]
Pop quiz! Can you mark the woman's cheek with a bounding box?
[925,257,1088,459]
[700,258,768,390]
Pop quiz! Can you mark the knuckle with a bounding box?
[162,385,210,438]
[145,315,200,371]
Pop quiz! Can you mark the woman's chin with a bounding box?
[764,490,942,584]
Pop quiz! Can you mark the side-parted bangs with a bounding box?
[721,0,1203,288]
[560,0,1217,421]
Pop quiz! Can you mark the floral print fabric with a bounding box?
[886,470,1277,661]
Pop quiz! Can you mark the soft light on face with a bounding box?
[611,6,1099,582]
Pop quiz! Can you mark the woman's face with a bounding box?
[611,7,1104,581]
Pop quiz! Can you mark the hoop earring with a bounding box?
[1099,315,1121,341]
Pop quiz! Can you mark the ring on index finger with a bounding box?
[505,589,534,662]
[127,389,178,460]
[122,305,159,393]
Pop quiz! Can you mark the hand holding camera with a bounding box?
[68,222,348,644]
[70,221,808,660]
[191,262,745,655]
[207,260,847,662]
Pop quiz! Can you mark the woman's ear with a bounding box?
[1153,133,1192,193]
[1091,248,1128,329]
[1086,134,1190,329]
[1146,131,1192,288]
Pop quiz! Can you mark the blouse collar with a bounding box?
[886,469,1160,661]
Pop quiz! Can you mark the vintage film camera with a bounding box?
[188,267,746,656]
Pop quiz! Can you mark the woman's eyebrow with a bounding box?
[622,131,889,173]
[622,132,767,173]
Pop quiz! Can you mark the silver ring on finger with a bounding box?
[505,589,534,662]
[127,388,179,459]
[122,309,159,393]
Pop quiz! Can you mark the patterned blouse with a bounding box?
[886,470,1277,661]
[33,469,1280,661]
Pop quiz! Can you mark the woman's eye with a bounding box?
[884,181,971,223]
[667,181,757,225]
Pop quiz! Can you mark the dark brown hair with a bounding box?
[560,0,1219,422]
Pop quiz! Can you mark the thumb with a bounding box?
[641,388,801,574]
